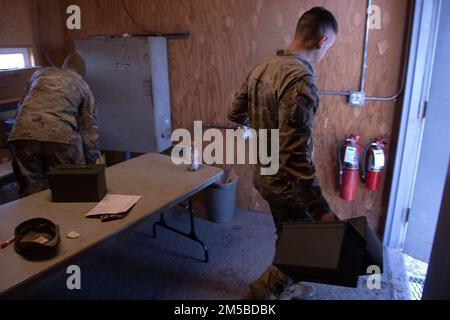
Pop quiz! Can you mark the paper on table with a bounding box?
[85,194,142,217]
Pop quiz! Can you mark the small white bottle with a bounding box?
[188,141,200,171]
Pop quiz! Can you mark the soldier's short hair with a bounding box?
[296,7,338,40]
[62,52,86,77]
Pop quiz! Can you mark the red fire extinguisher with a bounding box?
[361,138,388,191]
[338,134,362,201]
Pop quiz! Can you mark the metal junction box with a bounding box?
[76,36,172,153]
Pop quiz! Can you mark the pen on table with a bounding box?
[100,214,116,222]
[1,236,16,249]
[101,214,125,222]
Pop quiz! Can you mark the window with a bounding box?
[0,48,34,70]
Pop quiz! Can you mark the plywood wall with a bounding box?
[0,0,34,47]
[34,0,409,233]
[0,0,66,66]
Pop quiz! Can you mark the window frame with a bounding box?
[0,47,34,70]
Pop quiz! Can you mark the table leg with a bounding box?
[151,198,209,263]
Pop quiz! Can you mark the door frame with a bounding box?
[383,0,442,249]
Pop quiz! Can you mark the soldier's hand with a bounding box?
[320,212,337,222]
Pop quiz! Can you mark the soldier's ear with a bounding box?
[317,36,328,49]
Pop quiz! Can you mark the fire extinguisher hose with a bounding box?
[337,140,345,186]
[361,145,368,183]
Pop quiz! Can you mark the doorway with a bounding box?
[384,0,450,300]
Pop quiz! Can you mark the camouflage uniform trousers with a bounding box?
[249,201,314,300]
[10,140,86,197]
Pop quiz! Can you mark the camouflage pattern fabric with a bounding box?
[229,50,332,300]
[248,202,314,300]
[8,67,99,164]
[228,49,331,218]
[249,265,293,300]
[10,140,86,197]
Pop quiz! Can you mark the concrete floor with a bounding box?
[404,254,428,300]
[2,207,411,300]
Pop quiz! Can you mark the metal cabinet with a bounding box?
[76,36,172,153]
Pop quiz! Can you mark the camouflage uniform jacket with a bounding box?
[228,50,331,218]
[8,67,99,164]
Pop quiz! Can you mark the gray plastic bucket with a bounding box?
[204,175,238,223]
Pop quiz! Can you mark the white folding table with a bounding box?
[0,153,223,295]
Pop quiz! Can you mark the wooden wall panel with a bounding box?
[0,0,66,66]
[35,0,67,66]
[34,0,409,233]
[0,0,34,47]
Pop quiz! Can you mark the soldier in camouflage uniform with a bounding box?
[8,52,99,197]
[228,7,339,300]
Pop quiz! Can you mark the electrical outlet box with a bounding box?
[349,91,365,107]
